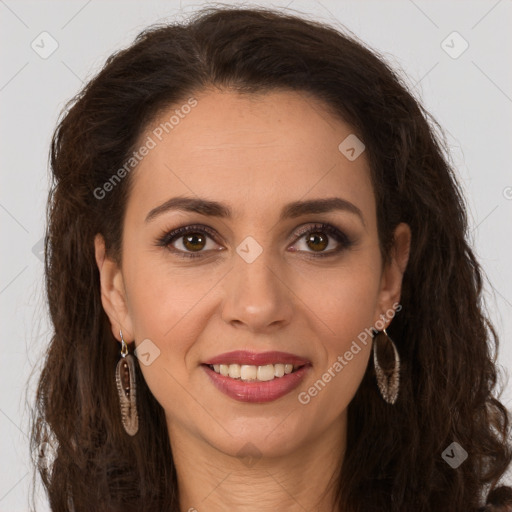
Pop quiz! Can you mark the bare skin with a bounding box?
[95,88,411,511]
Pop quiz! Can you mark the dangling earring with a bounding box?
[373,327,400,405]
[115,329,139,435]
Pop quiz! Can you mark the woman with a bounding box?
[30,5,512,511]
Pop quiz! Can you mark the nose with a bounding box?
[220,249,294,334]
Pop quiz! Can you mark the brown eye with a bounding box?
[181,232,207,252]
[156,224,221,259]
[290,223,354,258]
[157,222,354,260]
[305,232,329,252]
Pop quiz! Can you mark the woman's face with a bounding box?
[96,89,410,459]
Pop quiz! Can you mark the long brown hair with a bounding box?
[30,6,512,511]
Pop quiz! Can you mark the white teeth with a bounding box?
[209,362,304,381]
[228,364,241,379]
[240,365,257,381]
[274,364,285,377]
[256,364,274,381]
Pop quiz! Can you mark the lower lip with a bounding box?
[202,364,311,403]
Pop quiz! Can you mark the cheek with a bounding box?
[294,277,376,420]
[299,252,382,341]
[122,254,226,407]
[123,251,218,339]
[295,255,379,403]
[124,261,208,416]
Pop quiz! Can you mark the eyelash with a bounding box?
[155,223,354,259]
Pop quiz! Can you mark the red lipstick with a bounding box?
[201,350,311,403]
[203,350,310,366]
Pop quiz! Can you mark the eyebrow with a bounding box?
[145,195,365,226]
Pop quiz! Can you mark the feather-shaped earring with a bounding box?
[115,329,139,435]
[373,327,400,405]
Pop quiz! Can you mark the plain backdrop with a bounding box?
[1,1,511,509]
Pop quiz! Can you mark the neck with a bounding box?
[167,413,346,512]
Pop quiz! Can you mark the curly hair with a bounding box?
[30,5,512,511]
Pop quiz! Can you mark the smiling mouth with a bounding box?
[205,363,307,382]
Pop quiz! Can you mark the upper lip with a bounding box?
[203,350,311,367]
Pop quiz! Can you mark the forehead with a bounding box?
[126,89,375,226]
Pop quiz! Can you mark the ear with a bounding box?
[373,222,411,326]
[94,233,134,342]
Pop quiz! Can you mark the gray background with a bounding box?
[1,0,511,509]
